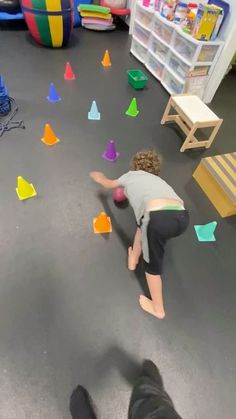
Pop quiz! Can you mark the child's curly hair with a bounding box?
[130,149,161,176]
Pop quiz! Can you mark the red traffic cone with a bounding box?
[64,62,76,80]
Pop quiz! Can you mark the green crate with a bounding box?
[127,69,148,90]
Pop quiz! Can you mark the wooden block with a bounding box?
[193,162,236,218]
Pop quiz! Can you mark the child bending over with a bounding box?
[90,150,189,320]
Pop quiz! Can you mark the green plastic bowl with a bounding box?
[127,69,148,90]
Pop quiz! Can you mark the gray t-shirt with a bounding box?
[118,170,182,223]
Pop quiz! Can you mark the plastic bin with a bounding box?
[149,34,169,63]
[153,13,174,44]
[127,69,148,89]
[162,68,184,94]
[133,20,151,46]
[167,51,191,79]
[197,44,220,62]
[136,2,154,29]
[172,31,198,63]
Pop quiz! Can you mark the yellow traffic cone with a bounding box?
[41,123,60,146]
[16,176,37,201]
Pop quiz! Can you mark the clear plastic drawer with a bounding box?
[172,31,198,64]
[131,37,148,63]
[197,44,221,63]
[153,13,174,44]
[162,68,184,94]
[149,34,169,63]
[133,20,151,47]
[167,51,191,79]
[146,51,164,80]
[136,3,154,30]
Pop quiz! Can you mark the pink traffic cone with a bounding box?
[102,140,119,162]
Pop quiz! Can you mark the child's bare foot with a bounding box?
[128,247,138,271]
[139,295,165,319]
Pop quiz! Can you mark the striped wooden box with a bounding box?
[193,153,236,218]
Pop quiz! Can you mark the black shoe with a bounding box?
[70,385,97,419]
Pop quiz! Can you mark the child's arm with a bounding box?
[90,171,120,189]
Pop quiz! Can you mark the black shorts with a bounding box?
[143,209,189,276]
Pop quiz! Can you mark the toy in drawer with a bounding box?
[146,52,164,79]
[136,3,154,29]
[149,34,169,63]
[153,13,174,44]
[133,20,151,46]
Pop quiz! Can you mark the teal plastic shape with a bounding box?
[88,100,100,120]
[194,221,217,242]
[127,69,148,90]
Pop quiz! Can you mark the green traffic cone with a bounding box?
[125,97,139,117]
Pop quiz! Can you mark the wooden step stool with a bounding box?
[193,152,236,218]
[161,94,223,152]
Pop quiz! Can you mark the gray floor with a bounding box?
[0,25,235,419]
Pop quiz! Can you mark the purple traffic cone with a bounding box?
[102,140,120,162]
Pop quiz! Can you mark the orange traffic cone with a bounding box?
[93,212,112,234]
[101,50,111,67]
[41,123,60,146]
[64,61,76,80]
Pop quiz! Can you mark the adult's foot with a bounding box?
[128,247,138,271]
[139,295,165,319]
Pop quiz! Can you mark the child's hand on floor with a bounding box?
[90,171,105,184]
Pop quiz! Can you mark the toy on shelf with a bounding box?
[194,221,217,242]
[93,212,112,234]
[193,3,222,41]
[127,69,148,90]
[21,0,73,48]
[16,176,37,201]
[88,100,100,120]
[125,97,139,117]
[41,124,60,146]
[47,83,61,103]
[102,140,119,162]
[64,62,76,80]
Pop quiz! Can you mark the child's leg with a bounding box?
[139,273,165,319]
[128,227,142,270]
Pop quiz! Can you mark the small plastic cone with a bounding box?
[102,140,119,162]
[93,212,112,234]
[47,83,61,103]
[64,62,76,80]
[88,100,100,120]
[41,123,60,146]
[16,176,37,201]
[101,50,112,67]
[125,97,139,117]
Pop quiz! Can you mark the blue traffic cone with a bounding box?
[88,100,100,120]
[47,83,61,103]
[194,221,217,242]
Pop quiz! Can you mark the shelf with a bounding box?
[130,48,145,63]
[137,2,155,14]
[154,11,175,28]
[161,80,174,95]
[146,63,162,81]
[134,18,152,32]
[169,47,192,67]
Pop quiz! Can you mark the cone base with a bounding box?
[102,152,120,162]
[16,185,37,201]
[194,225,216,242]
[125,110,139,117]
[47,96,62,103]
[64,74,76,81]
[101,61,112,67]
[41,137,60,146]
[93,217,112,234]
[88,112,101,121]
